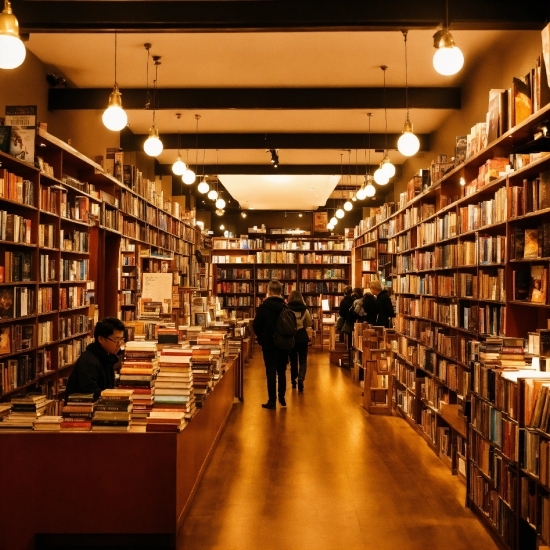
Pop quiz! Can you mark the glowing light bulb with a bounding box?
[143,126,163,157]
[172,157,186,176]
[182,168,195,185]
[365,183,376,197]
[343,200,353,211]
[397,121,420,156]
[330,216,338,225]
[197,180,210,194]
[373,167,389,185]
[215,198,226,210]
[102,88,127,131]
[208,189,218,201]
[381,158,396,178]
[433,31,464,76]
[335,208,344,219]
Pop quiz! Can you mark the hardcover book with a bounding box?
[513,76,532,126]
[513,269,530,301]
[529,265,547,304]
[0,288,14,319]
[0,125,10,154]
[524,229,540,258]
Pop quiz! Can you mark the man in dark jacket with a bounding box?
[253,279,288,409]
[370,279,395,328]
[65,317,125,402]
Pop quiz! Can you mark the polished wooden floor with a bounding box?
[178,348,499,550]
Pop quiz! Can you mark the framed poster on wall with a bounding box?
[313,211,328,233]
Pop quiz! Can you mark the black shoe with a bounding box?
[298,378,304,392]
[278,396,286,407]
[291,380,297,389]
[262,402,276,409]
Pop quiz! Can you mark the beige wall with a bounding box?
[396,30,543,197]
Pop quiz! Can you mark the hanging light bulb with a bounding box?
[197,179,210,194]
[381,155,396,178]
[182,168,195,185]
[241,212,247,218]
[374,164,390,185]
[335,207,345,219]
[144,126,163,157]
[208,188,218,201]
[215,209,224,216]
[0,0,26,69]
[330,216,338,226]
[220,224,225,230]
[102,34,127,131]
[397,31,420,157]
[171,113,187,175]
[356,186,367,200]
[143,51,164,157]
[433,31,464,76]
[351,195,357,202]
[343,200,353,211]
[216,197,226,210]
[432,3,464,76]
[365,182,376,197]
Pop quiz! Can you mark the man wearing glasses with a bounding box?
[65,317,126,401]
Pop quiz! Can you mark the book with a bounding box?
[529,266,547,304]
[0,125,10,153]
[513,269,530,301]
[0,287,14,318]
[0,326,11,354]
[524,229,539,258]
[513,75,532,126]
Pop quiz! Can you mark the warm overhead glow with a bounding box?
[197,179,210,194]
[335,208,344,219]
[459,177,466,186]
[215,198,226,210]
[330,216,338,225]
[397,119,420,156]
[373,167,389,185]
[182,168,196,185]
[102,87,127,131]
[144,126,163,157]
[343,200,353,211]
[381,157,396,178]
[172,157,187,176]
[215,209,224,216]
[220,224,225,230]
[433,30,464,76]
[0,0,26,70]
[327,223,334,231]
[208,189,218,201]
[241,212,247,218]
[365,181,376,197]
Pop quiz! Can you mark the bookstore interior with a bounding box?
[2,2,550,549]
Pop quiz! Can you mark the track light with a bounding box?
[0,0,25,69]
[268,149,279,168]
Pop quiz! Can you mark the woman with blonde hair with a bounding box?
[287,290,313,392]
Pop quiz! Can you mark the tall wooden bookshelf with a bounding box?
[351,101,550,550]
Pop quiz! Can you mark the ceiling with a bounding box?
[19,0,549,211]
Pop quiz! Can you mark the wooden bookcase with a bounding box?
[212,236,352,345]
[352,100,550,550]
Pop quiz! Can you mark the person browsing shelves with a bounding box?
[65,317,126,402]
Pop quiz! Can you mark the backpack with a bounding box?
[273,305,297,350]
[351,298,366,318]
[294,310,310,343]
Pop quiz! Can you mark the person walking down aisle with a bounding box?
[287,290,313,392]
[65,317,126,401]
[253,279,289,408]
[362,287,377,325]
[370,279,395,328]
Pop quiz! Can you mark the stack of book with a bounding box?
[154,344,196,420]
[479,337,527,368]
[0,403,11,421]
[61,392,96,430]
[0,394,52,429]
[197,331,228,383]
[190,347,215,408]
[146,410,187,432]
[33,416,63,431]
[118,340,159,426]
[92,388,134,431]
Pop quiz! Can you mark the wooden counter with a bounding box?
[0,363,235,550]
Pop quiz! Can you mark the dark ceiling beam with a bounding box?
[157,164,401,177]
[121,132,431,152]
[17,0,549,33]
[48,87,461,111]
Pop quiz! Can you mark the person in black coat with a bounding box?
[362,290,377,325]
[338,285,354,321]
[287,290,313,392]
[253,279,289,409]
[65,317,126,402]
[369,279,395,328]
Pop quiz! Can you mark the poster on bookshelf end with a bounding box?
[4,106,36,165]
[313,211,328,234]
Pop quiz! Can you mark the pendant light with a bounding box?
[197,150,210,194]
[215,191,226,210]
[102,33,127,131]
[397,31,420,157]
[182,114,199,185]
[343,199,353,211]
[172,113,187,175]
[330,215,338,226]
[433,0,464,76]
[208,188,218,201]
[380,65,395,178]
[143,49,163,157]
[373,68,390,185]
[358,113,376,199]
[0,0,25,69]
[343,152,353,210]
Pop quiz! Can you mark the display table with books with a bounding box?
[0,359,236,550]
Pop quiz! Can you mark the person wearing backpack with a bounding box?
[287,290,313,392]
[253,279,295,409]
